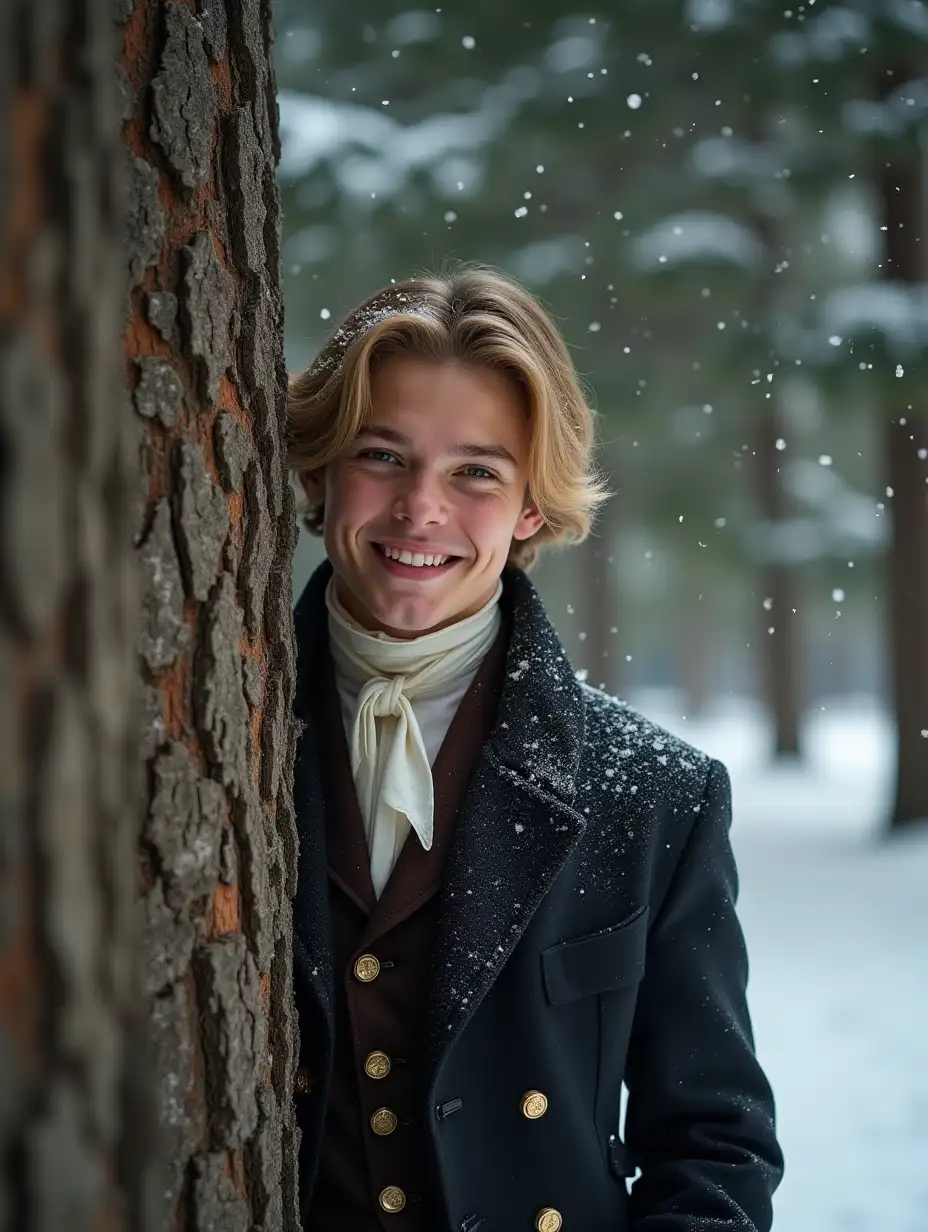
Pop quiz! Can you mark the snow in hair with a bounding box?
[308,294,438,378]
[285,267,609,570]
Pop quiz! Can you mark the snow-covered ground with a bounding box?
[629,691,928,1232]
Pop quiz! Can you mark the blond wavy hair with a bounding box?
[285,265,608,570]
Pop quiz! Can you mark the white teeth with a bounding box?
[380,545,449,567]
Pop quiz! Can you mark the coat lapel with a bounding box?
[424,568,588,1076]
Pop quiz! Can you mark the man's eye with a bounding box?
[460,465,496,480]
[360,449,398,464]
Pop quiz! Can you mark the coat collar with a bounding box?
[292,559,589,1076]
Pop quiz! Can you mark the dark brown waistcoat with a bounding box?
[304,629,507,1232]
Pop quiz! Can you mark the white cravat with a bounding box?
[326,578,502,898]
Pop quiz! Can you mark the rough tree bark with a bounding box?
[0,4,157,1229]
[880,150,928,830]
[117,0,301,1227]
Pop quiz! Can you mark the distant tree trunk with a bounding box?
[677,562,713,718]
[118,0,300,1226]
[576,533,613,692]
[754,403,802,758]
[748,203,802,760]
[880,150,928,830]
[0,3,156,1228]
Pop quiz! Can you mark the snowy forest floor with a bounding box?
[630,691,928,1232]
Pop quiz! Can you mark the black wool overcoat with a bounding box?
[292,562,783,1231]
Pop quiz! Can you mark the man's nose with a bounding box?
[392,472,447,525]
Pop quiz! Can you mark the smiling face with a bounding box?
[302,355,544,638]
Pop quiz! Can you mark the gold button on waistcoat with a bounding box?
[293,1066,313,1096]
[520,1090,549,1120]
[354,953,381,983]
[535,1208,563,1232]
[364,1050,392,1079]
[379,1185,407,1214]
[370,1106,398,1136]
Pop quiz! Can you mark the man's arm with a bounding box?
[624,758,783,1230]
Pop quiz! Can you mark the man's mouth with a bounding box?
[373,543,461,569]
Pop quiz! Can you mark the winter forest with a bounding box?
[1,1,926,1231]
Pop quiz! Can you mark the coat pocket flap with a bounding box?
[541,904,649,1004]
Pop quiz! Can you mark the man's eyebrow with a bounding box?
[356,425,411,446]
[448,442,519,467]
[356,425,518,467]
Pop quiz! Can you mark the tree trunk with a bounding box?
[576,533,613,693]
[880,152,928,830]
[744,202,804,760]
[118,0,300,1226]
[755,403,802,759]
[676,563,713,719]
[0,3,157,1228]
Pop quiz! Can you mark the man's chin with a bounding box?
[370,597,450,638]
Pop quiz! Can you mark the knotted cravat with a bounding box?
[325,578,502,897]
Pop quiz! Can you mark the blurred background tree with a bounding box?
[273,0,927,831]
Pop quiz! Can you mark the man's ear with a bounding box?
[299,468,324,504]
[512,498,545,542]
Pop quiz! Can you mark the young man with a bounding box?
[287,268,782,1232]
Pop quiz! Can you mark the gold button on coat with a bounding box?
[520,1090,549,1119]
[364,1050,391,1079]
[354,953,381,983]
[370,1106,398,1136]
[293,1066,313,1096]
[379,1185,406,1214]
[535,1208,563,1232]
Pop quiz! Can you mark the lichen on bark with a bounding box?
[195,572,250,790]
[134,356,183,427]
[174,441,229,602]
[125,153,165,288]
[138,499,190,672]
[182,232,235,404]
[146,742,225,912]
